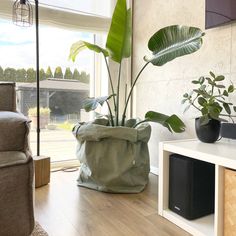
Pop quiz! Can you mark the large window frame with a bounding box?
[0,0,116,166]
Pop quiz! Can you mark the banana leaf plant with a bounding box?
[69,0,205,133]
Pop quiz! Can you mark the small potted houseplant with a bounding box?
[182,71,236,143]
[28,107,50,129]
[69,0,205,193]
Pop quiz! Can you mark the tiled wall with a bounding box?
[133,0,236,169]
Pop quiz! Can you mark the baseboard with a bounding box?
[150,166,159,175]
[51,159,80,169]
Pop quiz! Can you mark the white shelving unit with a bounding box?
[158,139,236,236]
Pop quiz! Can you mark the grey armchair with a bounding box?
[0,82,35,236]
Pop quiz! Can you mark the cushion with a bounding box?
[0,83,16,111]
[0,111,30,152]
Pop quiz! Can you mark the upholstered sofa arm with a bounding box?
[0,111,31,153]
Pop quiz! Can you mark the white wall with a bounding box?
[132,0,236,169]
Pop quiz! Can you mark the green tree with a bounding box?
[72,68,80,81]
[46,66,53,78]
[79,71,90,84]
[64,67,73,80]
[16,68,27,82]
[4,67,16,82]
[54,66,63,79]
[0,66,4,81]
[39,68,46,81]
[26,68,36,82]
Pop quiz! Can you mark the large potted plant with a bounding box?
[182,71,236,143]
[69,0,205,193]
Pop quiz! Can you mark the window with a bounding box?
[0,0,113,162]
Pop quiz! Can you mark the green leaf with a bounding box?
[209,71,215,78]
[69,41,108,62]
[223,103,231,115]
[228,84,234,93]
[199,115,210,125]
[205,77,213,83]
[198,97,207,106]
[194,89,210,98]
[106,0,131,63]
[145,111,185,133]
[233,106,236,112]
[144,25,204,66]
[192,80,199,84]
[201,107,208,116]
[199,76,205,84]
[223,90,229,96]
[209,106,221,120]
[215,75,225,81]
[214,84,225,89]
[83,95,115,112]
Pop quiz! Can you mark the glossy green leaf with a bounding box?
[106,0,131,63]
[192,80,199,84]
[198,97,207,106]
[223,90,228,96]
[144,25,204,66]
[228,84,234,93]
[215,75,225,81]
[199,76,205,84]
[223,103,231,114]
[83,95,115,112]
[215,84,225,89]
[209,71,215,78]
[145,111,185,133]
[69,41,108,62]
[199,115,210,125]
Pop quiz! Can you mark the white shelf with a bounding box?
[162,139,236,169]
[158,139,236,236]
[163,210,214,236]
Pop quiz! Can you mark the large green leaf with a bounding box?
[144,25,205,66]
[145,111,185,133]
[106,0,131,63]
[69,41,109,62]
[83,95,115,112]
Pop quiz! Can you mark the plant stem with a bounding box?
[104,55,116,111]
[133,119,149,128]
[220,114,236,117]
[121,62,150,126]
[116,63,122,126]
[106,100,114,126]
[189,101,202,112]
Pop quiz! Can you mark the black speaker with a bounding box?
[169,154,215,220]
[220,123,236,139]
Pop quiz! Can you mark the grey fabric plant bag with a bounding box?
[73,119,151,193]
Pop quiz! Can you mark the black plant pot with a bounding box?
[195,118,221,143]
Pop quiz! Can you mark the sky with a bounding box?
[0,19,96,73]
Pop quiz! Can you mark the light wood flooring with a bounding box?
[35,171,191,236]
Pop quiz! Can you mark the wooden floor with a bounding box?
[35,171,191,236]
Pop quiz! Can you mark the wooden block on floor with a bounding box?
[34,156,50,188]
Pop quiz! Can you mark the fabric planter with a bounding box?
[73,119,151,193]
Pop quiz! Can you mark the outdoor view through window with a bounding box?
[0,19,95,162]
